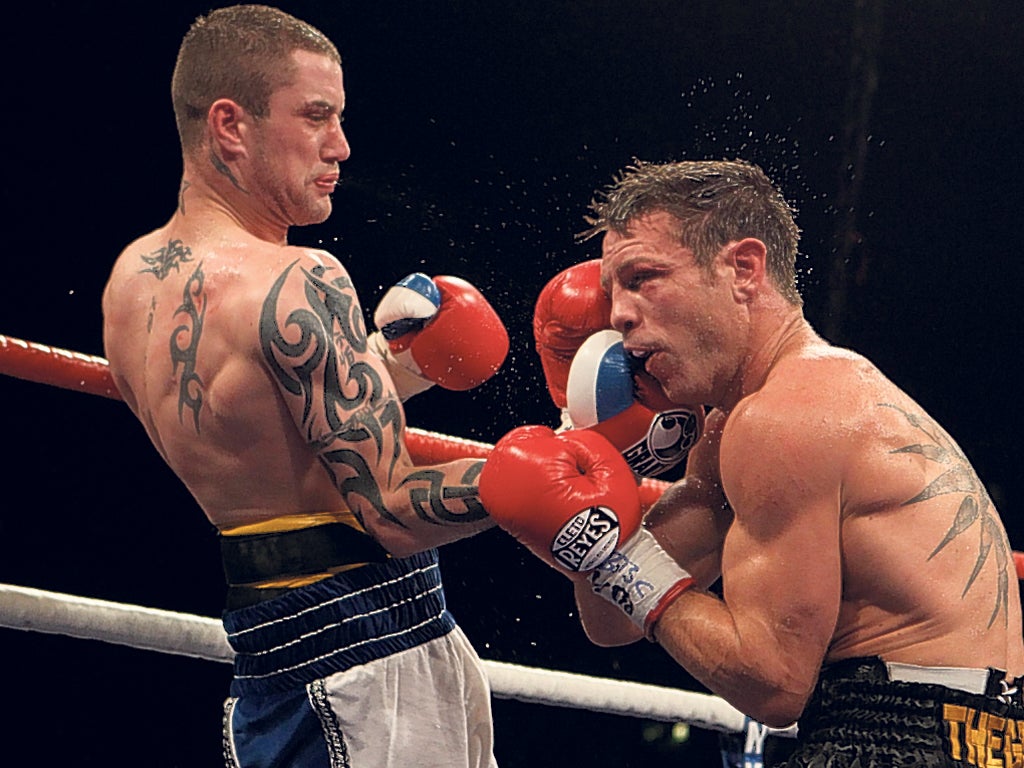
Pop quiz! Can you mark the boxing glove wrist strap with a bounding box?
[588,527,694,639]
[367,331,435,402]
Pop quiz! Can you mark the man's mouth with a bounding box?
[626,347,653,374]
[315,174,340,191]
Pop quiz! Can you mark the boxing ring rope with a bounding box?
[0,333,671,506]
[0,582,768,734]
[2,332,1021,743]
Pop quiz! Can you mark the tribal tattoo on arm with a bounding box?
[259,259,486,530]
[884,403,1011,627]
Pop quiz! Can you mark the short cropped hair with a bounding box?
[582,159,803,305]
[171,4,341,152]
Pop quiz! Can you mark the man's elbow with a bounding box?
[583,623,641,648]
[745,690,809,730]
[365,526,431,559]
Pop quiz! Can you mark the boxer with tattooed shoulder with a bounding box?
[102,6,506,767]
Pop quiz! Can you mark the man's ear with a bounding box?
[207,99,248,160]
[727,238,767,302]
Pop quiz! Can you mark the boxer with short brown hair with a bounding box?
[481,159,1024,766]
[102,5,506,766]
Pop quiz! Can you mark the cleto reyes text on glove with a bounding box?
[478,425,644,573]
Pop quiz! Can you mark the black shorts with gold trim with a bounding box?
[780,656,1024,768]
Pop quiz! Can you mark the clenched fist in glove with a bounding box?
[479,424,694,637]
[533,259,612,414]
[369,273,509,400]
[567,329,703,478]
[533,260,703,477]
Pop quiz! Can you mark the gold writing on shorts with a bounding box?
[944,703,1024,767]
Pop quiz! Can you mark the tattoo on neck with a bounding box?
[884,403,1010,627]
[171,263,206,433]
[209,150,247,193]
[178,180,191,214]
[139,239,194,280]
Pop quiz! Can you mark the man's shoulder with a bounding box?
[763,345,884,408]
[725,350,889,453]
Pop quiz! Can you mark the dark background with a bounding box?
[1,1,1021,765]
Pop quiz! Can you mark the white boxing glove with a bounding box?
[566,329,703,478]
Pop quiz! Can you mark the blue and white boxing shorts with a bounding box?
[220,550,498,768]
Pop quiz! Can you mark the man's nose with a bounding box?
[608,290,637,334]
[325,118,351,162]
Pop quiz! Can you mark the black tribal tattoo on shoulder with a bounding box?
[139,239,194,280]
[884,403,1010,627]
[258,260,484,528]
[171,263,206,433]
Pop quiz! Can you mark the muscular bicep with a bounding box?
[646,412,732,588]
[259,255,401,462]
[258,254,491,551]
[718,402,843,684]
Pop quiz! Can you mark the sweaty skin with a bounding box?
[573,211,1024,727]
[102,50,493,554]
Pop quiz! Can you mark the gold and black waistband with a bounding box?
[218,512,388,609]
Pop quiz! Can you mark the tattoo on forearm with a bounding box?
[261,260,409,523]
[884,403,1010,627]
[139,239,194,280]
[403,462,487,524]
[170,263,206,432]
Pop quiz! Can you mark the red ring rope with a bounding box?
[2,332,1021,580]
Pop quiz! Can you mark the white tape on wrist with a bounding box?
[589,527,694,638]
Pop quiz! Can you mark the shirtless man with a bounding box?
[480,159,1024,765]
[102,6,505,766]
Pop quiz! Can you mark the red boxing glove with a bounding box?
[416,276,509,389]
[372,274,509,397]
[478,425,643,573]
[533,260,612,410]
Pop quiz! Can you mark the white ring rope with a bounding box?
[0,582,793,736]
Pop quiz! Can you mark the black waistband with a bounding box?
[820,656,1023,705]
[219,521,389,587]
[787,656,1024,765]
[224,585,295,611]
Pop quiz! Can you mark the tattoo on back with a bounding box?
[171,264,206,433]
[139,239,194,280]
[884,403,1010,627]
